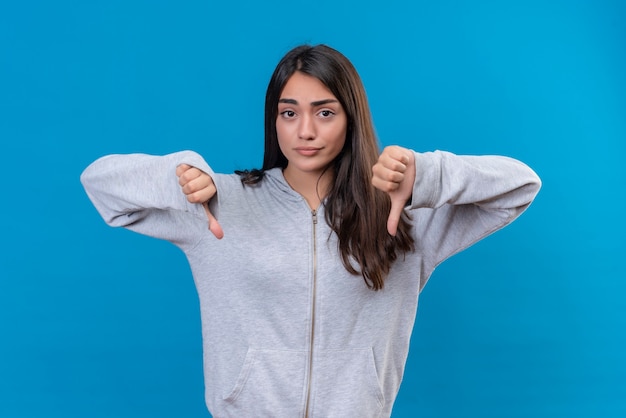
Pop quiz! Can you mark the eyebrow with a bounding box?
[278,98,339,107]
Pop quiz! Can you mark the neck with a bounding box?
[283,166,334,210]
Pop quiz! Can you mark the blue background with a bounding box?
[1,0,625,417]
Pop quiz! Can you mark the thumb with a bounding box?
[203,202,224,240]
[386,197,404,236]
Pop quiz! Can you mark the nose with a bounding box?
[298,114,316,140]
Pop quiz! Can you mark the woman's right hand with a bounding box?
[176,164,224,239]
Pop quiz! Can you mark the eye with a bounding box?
[280,110,296,119]
[318,109,335,118]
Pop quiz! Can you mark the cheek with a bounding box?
[275,120,285,139]
[331,123,348,150]
[275,124,290,155]
[275,118,294,137]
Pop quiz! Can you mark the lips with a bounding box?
[294,147,322,156]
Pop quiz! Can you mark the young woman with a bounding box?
[81,44,541,417]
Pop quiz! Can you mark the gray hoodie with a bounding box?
[80,149,541,417]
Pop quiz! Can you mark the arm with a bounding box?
[373,146,541,279]
[410,150,540,212]
[80,150,220,247]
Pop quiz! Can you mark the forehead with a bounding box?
[280,72,336,100]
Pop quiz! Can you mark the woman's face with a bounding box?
[276,72,347,181]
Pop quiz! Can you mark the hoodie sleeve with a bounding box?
[408,150,541,287]
[80,150,217,249]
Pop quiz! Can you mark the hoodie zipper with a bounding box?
[304,209,318,417]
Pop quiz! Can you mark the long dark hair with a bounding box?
[237,44,414,290]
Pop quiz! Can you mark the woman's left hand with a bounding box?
[372,145,415,236]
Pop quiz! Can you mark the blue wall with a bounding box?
[1,1,624,416]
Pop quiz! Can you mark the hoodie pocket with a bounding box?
[310,347,385,418]
[221,348,307,417]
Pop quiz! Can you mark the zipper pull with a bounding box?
[312,210,317,224]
